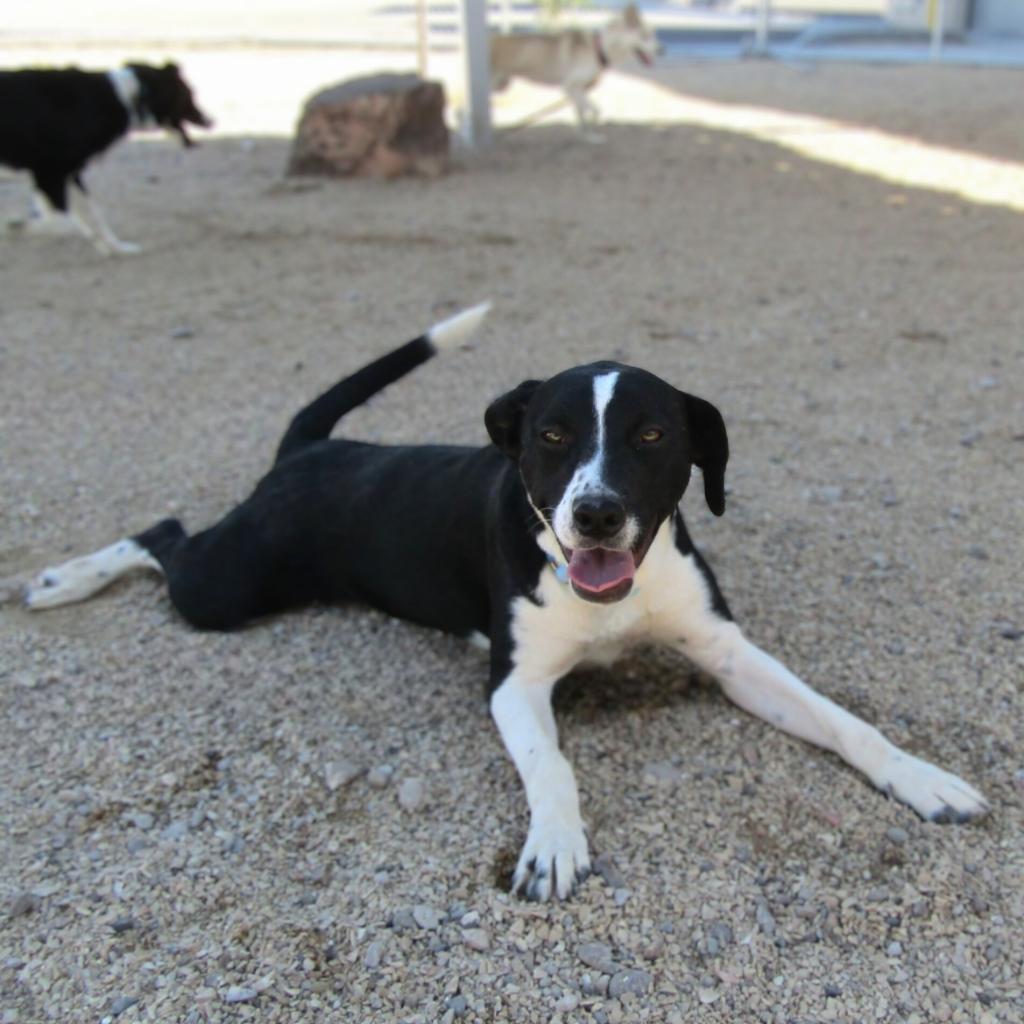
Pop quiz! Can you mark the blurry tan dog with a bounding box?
[490,4,659,140]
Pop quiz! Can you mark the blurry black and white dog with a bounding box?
[0,62,211,254]
[25,305,989,900]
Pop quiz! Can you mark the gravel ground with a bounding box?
[1,52,1022,1024]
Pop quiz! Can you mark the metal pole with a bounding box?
[416,0,428,77]
[930,0,946,62]
[460,0,492,147]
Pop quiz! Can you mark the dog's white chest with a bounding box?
[509,519,715,680]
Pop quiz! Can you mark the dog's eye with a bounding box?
[638,428,663,444]
[541,429,566,445]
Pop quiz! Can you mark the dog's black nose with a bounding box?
[573,497,626,539]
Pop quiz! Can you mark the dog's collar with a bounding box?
[546,555,570,585]
[593,31,610,68]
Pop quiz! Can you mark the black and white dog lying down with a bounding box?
[0,62,211,255]
[26,304,989,900]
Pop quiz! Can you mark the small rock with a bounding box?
[641,937,663,961]
[886,826,909,845]
[577,941,617,974]
[126,812,155,831]
[755,899,776,937]
[459,910,480,928]
[810,485,843,504]
[824,983,842,998]
[966,545,989,560]
[555,993,579,1012]
[222,833,245,855]
[998,625,1022,641]
[162,820,188,841]
[708,921,734,948]
[363,940,384,969]
[109,996,138,1016]
[110,916,136,934]
[9,892,39,918]
[324,759,361,791]
[391,908,417,932]
[887,941,903,957]
[169,325,195,340]
[224,986,258,1004]
[608,969,651,998]
[397,777,426,811]
[412,904,441,930]
[592,852,626,890]
[580,973,609,997]
[462,927,491,951]
[613,888,631,906]
[643,760,682,784]
[447,994,468,1017]
[367,764,394,788]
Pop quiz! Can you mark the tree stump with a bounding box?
[287,73,450,180]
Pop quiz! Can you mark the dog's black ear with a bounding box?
[680,392,729,516]
[485,379,543,459]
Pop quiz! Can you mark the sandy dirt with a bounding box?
[1,47,1022,1024]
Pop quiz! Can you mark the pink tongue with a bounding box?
[568,548,636,593]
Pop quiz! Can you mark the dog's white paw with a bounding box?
[9,215,74,237]
[877,750,989,823]
[513,817,591,901]
[24,560,104,610]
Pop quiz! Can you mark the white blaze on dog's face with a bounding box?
[485,362,729,605]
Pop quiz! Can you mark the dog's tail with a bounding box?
[274,301,491,464]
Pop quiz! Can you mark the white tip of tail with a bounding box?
[427,301,492,353]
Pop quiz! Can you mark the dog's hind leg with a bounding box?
[24,523,179,610]
[565,85,604,143]
[67,177,140,256]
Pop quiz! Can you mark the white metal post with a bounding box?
[416,0,428,77]
[460,0,492,147]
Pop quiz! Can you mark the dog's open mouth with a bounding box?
[567,547,636,603]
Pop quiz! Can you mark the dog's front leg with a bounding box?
[681,622,989,823]
[491,672,591,901]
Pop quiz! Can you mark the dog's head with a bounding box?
[486,362,727,604]
[127,63,212,146]
[607,3,661,67]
